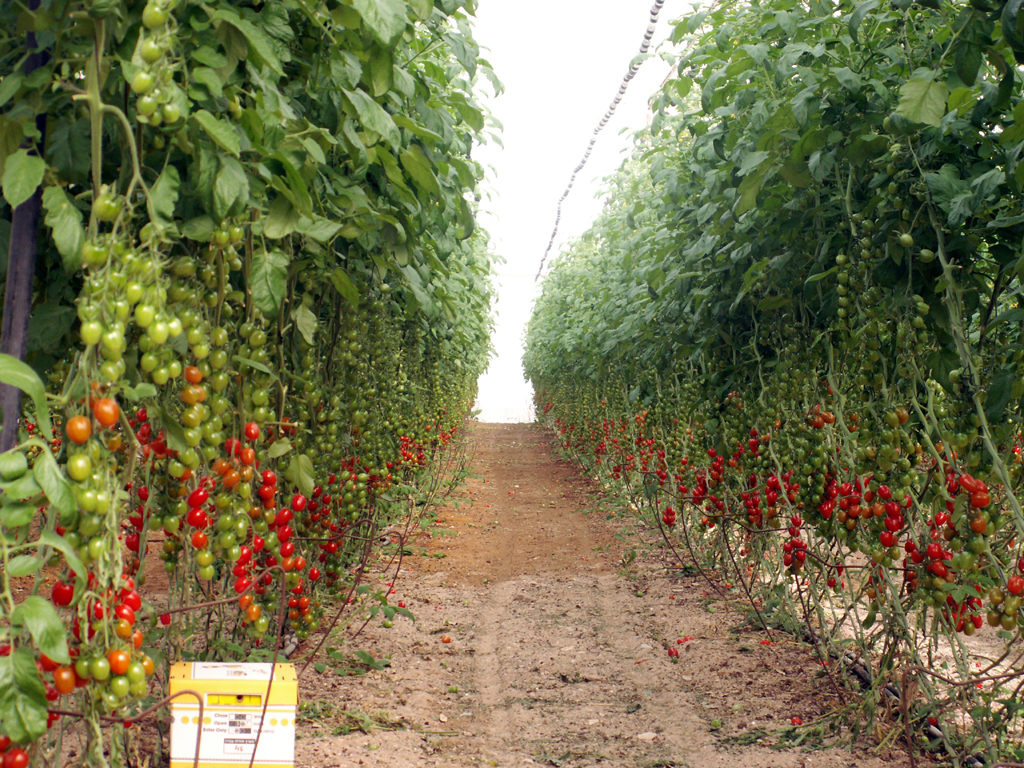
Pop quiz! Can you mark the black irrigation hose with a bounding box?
[802,628,986,767]
[534,0,667,282]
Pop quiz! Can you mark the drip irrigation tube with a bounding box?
[535,0,666,281]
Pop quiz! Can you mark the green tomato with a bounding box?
[196,550,214,567]
[147,321,170,345]
[141,2,169,28]
[126,661,147,684]
[109,675,131,699]
[90,657,111,681]
[67,454,92,482]
[135,304,156,328]
[88,537,107,560]
[140,38,164,64]
[80,321,102,346]
[162,102,181,124]
[130,70,156,95]
[75,658,92,680]
[211,327,229,346]
[198,564,216,581]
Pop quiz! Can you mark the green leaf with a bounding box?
[7,555,41,577]
[148,165,180,229]
[0,648,49,743]
[34,451,75,519]
[11,596,70,663]
[0,473,42,502]
[832,66,862,92]
[409,0,433,20]
[38,531,86,594]
[955,43,983,87]
[292,304,317,345]
[212,10,284,77]
[121,382,158,400]
[0,501,35,527]
[2,149,44,210]
[295,215,341,243]
[264,195,300,239]
[213,155,248,222]
[0,353,50,437]
[849,0,878,44]
[250,249,290,318]
[895,70,948,128]
[369,46,393,97]
[330,269,361,308]
[805,266,837,284]
[0,71,24,109]
[735,173,762,215]
[757,296,793,311]
[351,0,407,46]
[182,215,216,241]
[342,89,400,149]
[400,145,441,197]
[191,67,224,98]
[233,356,274,375]
[191,109,240,157]
[159,407,190,455]
[41,186,84,272]
[291,454,316,498]
[267,438,292,459]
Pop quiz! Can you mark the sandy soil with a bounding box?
[292,423,913,768]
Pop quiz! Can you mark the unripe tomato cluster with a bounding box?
[128,0,185,128]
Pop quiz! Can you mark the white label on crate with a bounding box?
[170,705,294,765]
[192,663,276,680]
[224,739,256,755]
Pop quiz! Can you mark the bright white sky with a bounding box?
[470,0,690,422]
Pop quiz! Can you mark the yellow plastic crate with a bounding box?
[168,662,297,768]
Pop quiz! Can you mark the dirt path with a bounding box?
[295,423,904,768]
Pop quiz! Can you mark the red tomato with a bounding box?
[51,581,74,607]
[108,649,130,676]
[1008,575,1024,596]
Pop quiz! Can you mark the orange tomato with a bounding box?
[53,666,76,695]
[66,415,92,444]
[92,397,120,428]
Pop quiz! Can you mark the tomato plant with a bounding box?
[527,0,1024,760]
[0,0,499,763]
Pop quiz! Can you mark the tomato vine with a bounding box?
[528,0,1024,760]
[0,0,498,764]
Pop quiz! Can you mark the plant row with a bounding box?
[0,0,497,765]
[527,0,1024,761]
